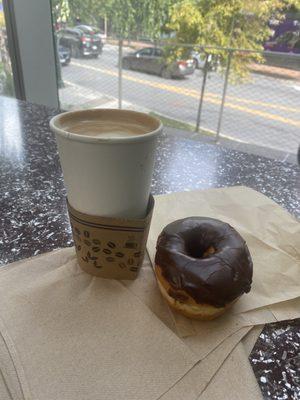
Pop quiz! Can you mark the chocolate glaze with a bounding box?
[155,217,253,307]
[168,288,189,302]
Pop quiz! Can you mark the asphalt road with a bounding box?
[60,44,300,154]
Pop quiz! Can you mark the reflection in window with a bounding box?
[0,100,23,162]
[0,1,14,97]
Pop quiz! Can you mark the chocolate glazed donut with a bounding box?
[155,217,253,320]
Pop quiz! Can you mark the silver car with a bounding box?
[122,47,195,79]
[192,51,219,71]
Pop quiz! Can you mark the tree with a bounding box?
[128,0,175,39]
[105,0,175,38]
[167,0,300,79]
[52,0,173,39]
[106,0,135,37]
[52,0,109,28]
[52,0,70,25]
[0,3,14,96]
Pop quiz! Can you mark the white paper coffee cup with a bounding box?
[50,109,162,218]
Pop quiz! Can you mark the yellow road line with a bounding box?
[207,92,300,113]
[71,61,298,111]
[71,62,300,127]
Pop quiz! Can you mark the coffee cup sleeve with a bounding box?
[67,195,154,279]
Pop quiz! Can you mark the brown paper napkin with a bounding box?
[120,252,280,362]
[199,338,262,400]
[0,250,198,400]
[0,333,23,400]
[121,254,176,334]
[183,303,298,359]
[0,374,11,400]
[171,298,299,340]
[147,186,300,336]
[241,325,264,355]
[122,251,298,362]
[0,249,249,400]
[199,326,264,400]
[1,245,299,400]
[200,299,300,400]
[0,249,298,400]
[159,326,252,400]
[0,249,182,400]
[123,248,299,359]
[0,250,76,400]
[115,250,267,400]
[270,297,300,321]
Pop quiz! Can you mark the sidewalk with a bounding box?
[59,80,148,112]
[250,63,300,81]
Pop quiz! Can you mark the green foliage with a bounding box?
[107,0,135,37]
[52,0,71,23]
[52,0,107,26]
[0,62,14,97]
[0,0,6,28]
[51,0,300,78]
[108,0,176,38]
[52,0,172,38]
[0,12,5,29]
[129,0,175,39]
[167,0,300,79]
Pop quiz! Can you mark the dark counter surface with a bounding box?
[0,95,299,399]
[1,96,299,266]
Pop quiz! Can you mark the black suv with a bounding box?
[58,26,103,58]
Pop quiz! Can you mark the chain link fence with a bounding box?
[59,41,120,110]
[58,38,300,155]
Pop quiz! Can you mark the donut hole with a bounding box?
[186,241,216,259]
[203,246,216,257]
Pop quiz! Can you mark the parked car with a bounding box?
[264,31,300,54]
[76,25,104,48]
[191,51,219,71]
[122,47,195,78]
[58,45,71,66]
[57,27,103,58]
[191,51,206,69]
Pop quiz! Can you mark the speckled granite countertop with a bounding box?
[0,96,299,398]
[1,96,299,265]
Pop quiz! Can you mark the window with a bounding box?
[138,48,153,56]
[154,48,163,57]
[276,31,294,44]
[77,25,100,35]
[73,29,82,38]
[0,0,14,97]
[294,40,300,50]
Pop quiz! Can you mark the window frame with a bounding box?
[2,0,59,108]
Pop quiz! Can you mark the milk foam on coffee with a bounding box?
[65,119,150,138]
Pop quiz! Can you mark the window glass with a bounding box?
[277,31,293,44]
[77,25,99,35]
[294,40,300,50]
[0,0,14,97]
[154,48,163,57]
[138,48,153,56]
